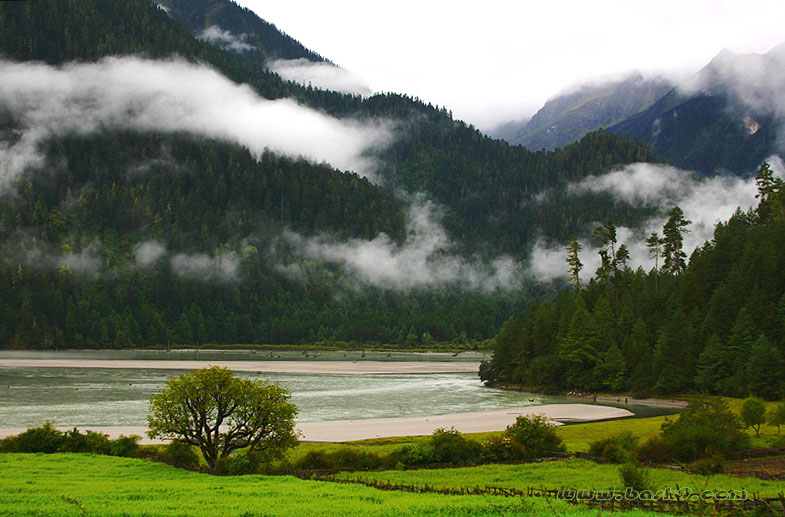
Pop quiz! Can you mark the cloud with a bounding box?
[134,241,166,267]
[196,26,254,53]
[281,199,519,292]
[268,58,372,96]
[530,161,778,281]
[0,57,390,189]
[6,240,102,275]
[132,240,239,280]
[678,46,785,148]
[170,250,239,281]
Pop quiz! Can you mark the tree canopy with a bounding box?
[147,366,298,472]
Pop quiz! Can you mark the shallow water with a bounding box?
[0,350,676,428]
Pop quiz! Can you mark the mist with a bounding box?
[529,161,779,281]
[197,26,254,53]
[679,44,785,148]
[0,56,390,189]
[280,199,519,292]
[268,58,373,96]
[133,241,239,281]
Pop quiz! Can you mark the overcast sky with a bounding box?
[235,0,785,130]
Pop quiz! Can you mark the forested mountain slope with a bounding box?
[0,0,665,349]
[482,165,785,398]
[609,46,785,174]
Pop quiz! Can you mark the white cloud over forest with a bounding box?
[0,57,390,189]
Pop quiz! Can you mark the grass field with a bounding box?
[333,458,785,498]
[4,396,784,516]
[0,453,668,516]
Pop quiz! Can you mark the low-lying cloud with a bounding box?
[529,161,781,281]
[679,45,785,149]
[280,199,519,292]
[197,26,254,53]
[134,241,239,281]
[269,58,373,96]
[0,234,103,275]
[0,56,390,189]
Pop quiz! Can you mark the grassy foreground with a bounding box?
[334,458,785,498]
[0,453,661,516]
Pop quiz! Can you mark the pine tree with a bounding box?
[559,304,600,390]
[595,342,627,391]
[755,161,784,221]
[662,206,690,275]
[746,335,785,400]
[721,308,758,396]
[565,237,583,291]
[488,316,527,383]
[694,334,728,394]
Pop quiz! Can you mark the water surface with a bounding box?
[0,350,676,428]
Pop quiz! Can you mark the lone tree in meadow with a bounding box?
[740,397,766,437]
[147,366,298,472]
[768,402,785,435]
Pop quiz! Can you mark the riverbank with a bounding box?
[491,384,689,409]
[0,358,480,375]
[0,403,633,444]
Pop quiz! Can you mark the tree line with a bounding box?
[482,163,785,399]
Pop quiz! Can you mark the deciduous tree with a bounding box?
[147,366,298,472]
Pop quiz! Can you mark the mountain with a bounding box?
[609,45,785,174]
[158,0,326,62]
[0,0,660,349]
[491,73,673,151]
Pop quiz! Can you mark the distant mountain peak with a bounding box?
[491,73,673,151]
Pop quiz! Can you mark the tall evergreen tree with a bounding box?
[746,335,785,400]
[662,206,691,275]
[565,238,583,291]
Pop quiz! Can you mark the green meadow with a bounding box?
[333,458,783,498]
[0,453,662,517]
[4,398,785,516]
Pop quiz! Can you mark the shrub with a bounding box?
[660,399,749,462]
[636,436,670,464]
[691,455,724,475]
[480,435,526,463]
[216,450,267,475]
[588,431,639,463]
[391,442,435,466]
[504,414,565,458]
[619,462,652,492]
[0,435,17,453]
[294,450,338,470]
[12,422,66,453]
[109,435,140,457]
[61,429,111,454]
[333,449,390,470]
[163,440,201,469]
[429,427,482,465]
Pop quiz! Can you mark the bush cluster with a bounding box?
[292,449,394,472]
[588,431,639,463]
[0,423,139,457]
[391,415,565,468]
[635,399,750,464]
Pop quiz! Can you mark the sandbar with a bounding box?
[0,404,633,444]
[0,359,480,375]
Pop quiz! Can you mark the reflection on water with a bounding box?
[0,351,677,428]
